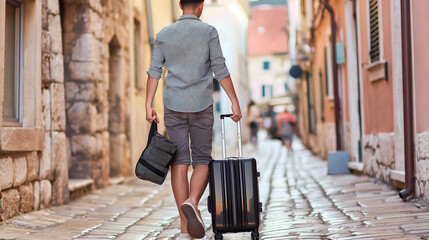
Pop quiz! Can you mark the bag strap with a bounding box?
[139,159,166,178]
[147,121,158,146]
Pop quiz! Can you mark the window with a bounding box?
[324,35,334,99]
[263,61,270,70]
[1,0,45,152]
[262,85,272,98]
[4,0,22,124]
[319,71,325,122]
[216,102,221,113]
[369,0,380,63]
[306,72,316,134]
[365,0,386,82]
[324,47,329,95]
[284,83,289,93]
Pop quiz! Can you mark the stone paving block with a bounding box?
[0,226,33,239]
[125,225,163,234]
[142,231,162,239]
[115,232,147,240]
[155,228,180,239]
[401,221,429,231]
[372,211,429,219]
[26,210,69,224]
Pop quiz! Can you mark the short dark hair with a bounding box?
[180,0,204,7]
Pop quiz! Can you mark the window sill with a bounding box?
[391,170,405,183]
[365,60,388,82]
[1,127,44,152]
[2,120,23,127]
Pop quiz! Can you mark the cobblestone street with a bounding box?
[1,139,429,240]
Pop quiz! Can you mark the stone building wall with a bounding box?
[61,0,132,188]
[362,133,395,183]
[416,131,429,200]
[0,0,69,221]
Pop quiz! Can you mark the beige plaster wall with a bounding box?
[149,0,176,136]
[411,0,429,134]
[313,15,336,124]
[129,0,152,169]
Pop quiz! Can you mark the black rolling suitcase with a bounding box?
[208,114,262,240]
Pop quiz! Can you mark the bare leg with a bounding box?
[171,164,190,233]
[188,164,209,206]
[284,141,291,153]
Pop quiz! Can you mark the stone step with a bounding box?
[68,179,94,201]
[108,177,125,185]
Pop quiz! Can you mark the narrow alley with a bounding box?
[1,138,428,240]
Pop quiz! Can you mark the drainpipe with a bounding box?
[322,0,342,150]
[399,0,415,201]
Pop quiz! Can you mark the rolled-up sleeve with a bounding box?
[147,38,165,80]
[209,27,230,81]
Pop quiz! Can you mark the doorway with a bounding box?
[108,36,127,178]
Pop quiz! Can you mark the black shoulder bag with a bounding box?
[135,122,177,185]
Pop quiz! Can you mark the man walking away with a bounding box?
[145,0,242,239]
[277,109,296,154]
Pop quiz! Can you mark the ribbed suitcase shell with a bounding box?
[208,158,260,233]
[208,114,261,238]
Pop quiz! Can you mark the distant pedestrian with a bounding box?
[277,109,296,153]
[246,101,260,147]
[145,0,242,239]
[262,113,272,138]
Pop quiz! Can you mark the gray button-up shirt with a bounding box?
[147,14,230,113]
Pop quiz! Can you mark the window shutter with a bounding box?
[369,0,380,62]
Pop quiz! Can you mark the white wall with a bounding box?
[248,55,291,104]
[203,1,250,149]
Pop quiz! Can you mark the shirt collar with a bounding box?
[178,14,201,21]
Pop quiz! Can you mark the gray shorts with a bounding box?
[282,135,293,142]
[164,105,214,168]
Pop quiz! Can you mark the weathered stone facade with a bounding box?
[0,0,68,221]
[416,131,429,200]
[62,0,133,188]
[362,133,395,183]
[1,0,174,222]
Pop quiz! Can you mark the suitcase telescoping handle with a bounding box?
[220,114,243,159]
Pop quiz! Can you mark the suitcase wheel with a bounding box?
[215,233,223,240]
[251,231,260,240]
[259,202,263,212]
[257,172,260,177]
